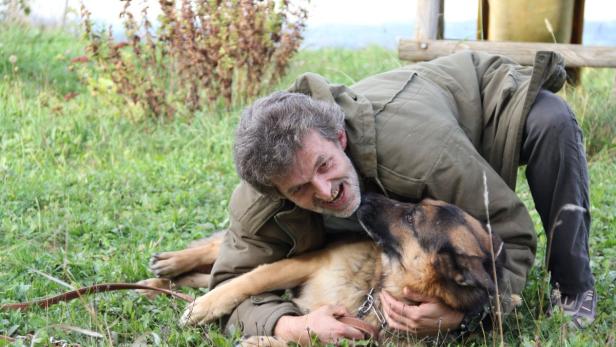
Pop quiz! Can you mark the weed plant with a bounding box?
[78,0,307,119]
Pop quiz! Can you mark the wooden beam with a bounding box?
[416,0,442,42]
[398,39,616,68]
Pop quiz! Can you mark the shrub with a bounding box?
[78,0,307,118]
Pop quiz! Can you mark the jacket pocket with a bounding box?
[377,164,426,201]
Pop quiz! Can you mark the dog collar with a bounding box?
[357,287,375,318]
[356,287,387,330]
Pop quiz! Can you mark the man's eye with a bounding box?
[291,185,304,195]
[318,160,330,172]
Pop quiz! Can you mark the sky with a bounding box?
[30,0,616,27]
[24,0,616,49]
[306,0,616,24]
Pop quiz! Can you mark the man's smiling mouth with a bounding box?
[321,182,346,209]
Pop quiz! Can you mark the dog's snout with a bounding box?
[360,192,393,208]
[358,193,384,221]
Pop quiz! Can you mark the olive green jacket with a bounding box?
[210,51,567,336]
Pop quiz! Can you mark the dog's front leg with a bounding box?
[150,237,223,278]
[180,250,326,325]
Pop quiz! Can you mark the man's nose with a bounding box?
[312,176,332,201]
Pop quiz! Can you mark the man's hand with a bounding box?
[379,288,463,336]
[274,305,365,345]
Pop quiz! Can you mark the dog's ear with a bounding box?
[434,243,495,292]
[455,256,495,291]
[457,234,506,292]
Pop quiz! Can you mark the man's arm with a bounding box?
[425,125,537,306]
[408,51,539,302]
[209,182,365,340]
[207,180,302,336]
[209,219,302,336]
[210,220,366,341]
[377,126,535,334]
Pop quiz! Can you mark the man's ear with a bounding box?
[337,130,347,150]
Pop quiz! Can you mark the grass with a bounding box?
[1,25,615,346]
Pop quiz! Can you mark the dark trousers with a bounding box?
[520,90,595,295]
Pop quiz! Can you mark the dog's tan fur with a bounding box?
[141,194,506,345]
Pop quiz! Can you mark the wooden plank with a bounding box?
[416,0,441,41]
[398,39,616,67]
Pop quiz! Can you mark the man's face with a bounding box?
[272,129,361,218]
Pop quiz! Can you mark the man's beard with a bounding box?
[313,159,361,218]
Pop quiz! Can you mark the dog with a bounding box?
[140,193,507,345]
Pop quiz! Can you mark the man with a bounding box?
[209,51,596,343]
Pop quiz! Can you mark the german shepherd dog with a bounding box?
[140,193,507,344]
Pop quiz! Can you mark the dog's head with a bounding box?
[357,193,506,313]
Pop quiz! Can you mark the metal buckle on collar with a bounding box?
[356,288,388,330]
[357,288,375,318]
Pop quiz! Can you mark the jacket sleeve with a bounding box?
[425,125,537,314]
[402,52,542,309]
[209,183,303,336]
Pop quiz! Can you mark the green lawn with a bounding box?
[1,25,615,346]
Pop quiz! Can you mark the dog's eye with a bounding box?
[405,213,415,226]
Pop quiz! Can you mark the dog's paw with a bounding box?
[179,289,241,326]
[149,251,193,278]
[136,278,171,299]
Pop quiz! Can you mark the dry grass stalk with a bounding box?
[482,172,504,346]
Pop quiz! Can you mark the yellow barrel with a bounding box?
[486,0,575,43]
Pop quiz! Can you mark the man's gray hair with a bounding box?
[234,91,346,196]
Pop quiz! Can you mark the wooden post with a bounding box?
[416,0,442,44]
[479,0,489,40]
[437,0,445,40]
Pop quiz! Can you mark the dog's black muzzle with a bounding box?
[357,193,405,261]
